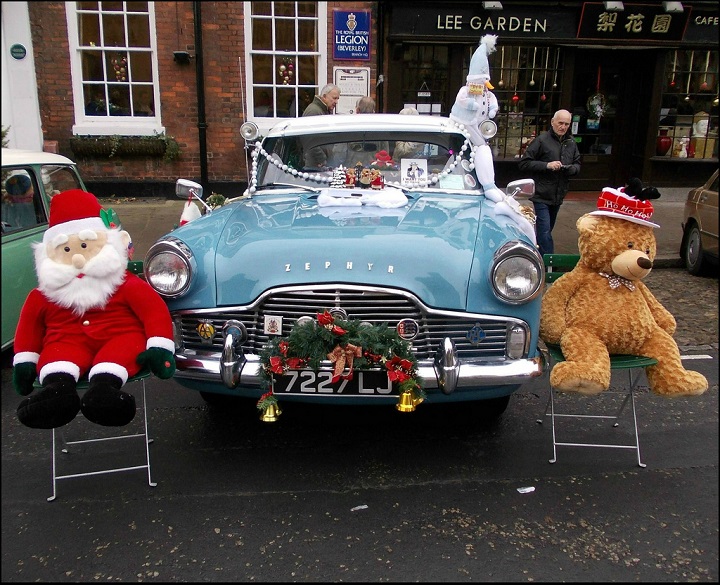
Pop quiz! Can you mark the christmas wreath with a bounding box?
[258,311,425,413]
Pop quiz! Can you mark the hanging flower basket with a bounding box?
[69,134,180,161]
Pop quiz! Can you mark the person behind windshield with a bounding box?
[394,107,424,160]
[302,84,341,168]
[2,174,37,229]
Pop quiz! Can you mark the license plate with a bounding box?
[272,370,393,396]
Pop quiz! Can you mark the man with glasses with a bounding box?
[518,109,581,257]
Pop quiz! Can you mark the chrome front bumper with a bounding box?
[173,338,546,394]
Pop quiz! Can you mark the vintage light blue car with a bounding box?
[144,114,546,419]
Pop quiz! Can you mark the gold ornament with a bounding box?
[396,389,419,412]
[260,402,282,422]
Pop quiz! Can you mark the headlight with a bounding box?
[144,238,194,298]
[491,241,543,304]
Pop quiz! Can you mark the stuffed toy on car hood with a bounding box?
[539,187,708,397]
[12,189,176,429]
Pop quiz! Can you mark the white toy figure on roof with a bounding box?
[449,34,499,148]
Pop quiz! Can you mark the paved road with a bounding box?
[2,188,717,582]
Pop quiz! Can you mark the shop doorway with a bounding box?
[386,42,466,115]
[569,48,656,190]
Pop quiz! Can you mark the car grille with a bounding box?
[175,287,518,360]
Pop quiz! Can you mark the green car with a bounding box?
[1,148,87,351]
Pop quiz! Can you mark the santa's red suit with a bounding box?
[14,272,174,382]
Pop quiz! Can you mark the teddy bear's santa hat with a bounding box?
[43,189,108,244]
[589,187,660,228]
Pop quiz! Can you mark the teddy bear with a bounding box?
[12,189,176,429]
[539,187,708,397]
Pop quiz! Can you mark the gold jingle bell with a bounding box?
[396,390,418,413]
[260,402,282,422]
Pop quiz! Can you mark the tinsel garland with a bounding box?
[258,311,425,402]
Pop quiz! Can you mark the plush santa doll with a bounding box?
[12,189,176,429]
[449,34,499,148]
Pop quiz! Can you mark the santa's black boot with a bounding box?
[17,373,80,429]
[80,373,136,427]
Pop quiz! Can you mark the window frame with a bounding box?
[65,1,164,136]
[243,1,327,134]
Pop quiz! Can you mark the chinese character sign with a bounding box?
[333,11,371,61]
[577,3,689,40]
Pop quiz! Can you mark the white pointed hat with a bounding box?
[466,34,497,83]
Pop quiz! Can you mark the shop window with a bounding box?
[66,2,162,136]
[245,1,325,125]
[657,49,718,160]
[400,45,449,116]
[488,46,564,160]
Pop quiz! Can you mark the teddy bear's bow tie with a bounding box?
[599,272,636,291]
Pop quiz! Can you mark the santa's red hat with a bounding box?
[43,189,108,244]
[589,187,659,228]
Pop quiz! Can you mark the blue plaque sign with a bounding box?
[333,10,370,61]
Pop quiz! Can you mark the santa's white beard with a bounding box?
[35,239,127,314]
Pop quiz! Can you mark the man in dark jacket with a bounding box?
[518,109,581,257]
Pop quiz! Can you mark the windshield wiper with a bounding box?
[257,182,320,193]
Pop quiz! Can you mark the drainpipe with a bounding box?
[376,2,385,112]
[193,1,209,190]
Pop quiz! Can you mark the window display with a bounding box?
[657,50,718,160]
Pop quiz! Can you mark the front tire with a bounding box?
[682,222,706,276]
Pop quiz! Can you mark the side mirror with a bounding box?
[176,178,204,200]
[176,178,212,214]
[506,178,535,198]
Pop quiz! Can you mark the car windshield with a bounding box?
[253,130,479,191]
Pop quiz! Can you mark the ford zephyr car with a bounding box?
[144,114,546,419]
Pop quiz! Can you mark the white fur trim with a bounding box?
[89,362,129,385]
[147,336,176,353]
[13,351,40,366]
[588,210,660,228]
[39,361,80,384]
[43,217,108,245]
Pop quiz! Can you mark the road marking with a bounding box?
[680,355,713,360]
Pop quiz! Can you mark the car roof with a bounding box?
[1,148,77,167]
[263,114,465,138]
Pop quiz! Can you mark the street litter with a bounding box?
[350,505,369,511]
[517,486,535,494]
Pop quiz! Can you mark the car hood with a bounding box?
[172,193,527,310]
